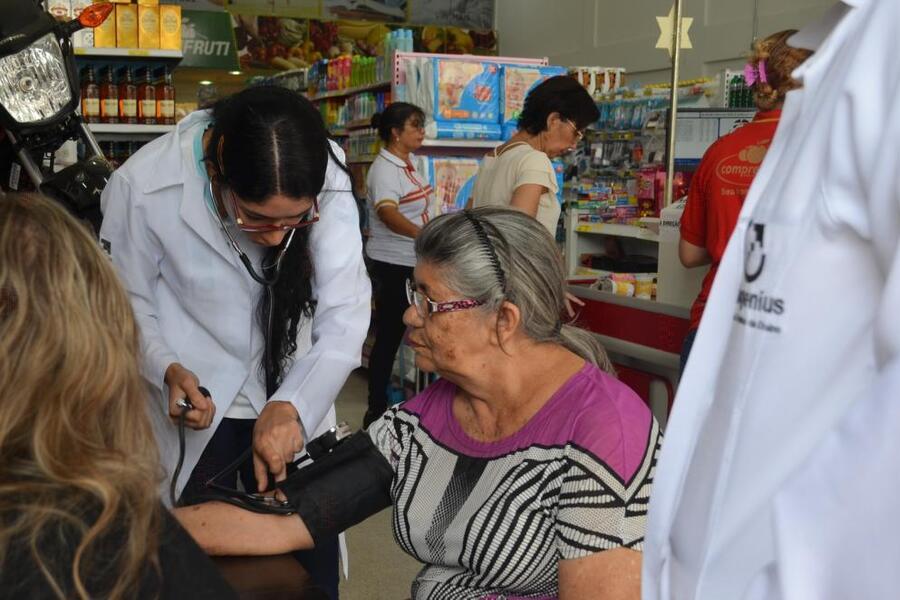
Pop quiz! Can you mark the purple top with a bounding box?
[367,362,661,599]
[403,362,653,484]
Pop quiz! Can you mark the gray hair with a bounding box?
[415,208,613,373]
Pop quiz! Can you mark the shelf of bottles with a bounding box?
[79,64,176,127]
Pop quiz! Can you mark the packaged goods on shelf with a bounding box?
[159,5,181,51]
[424,120,502,141]
[433,58,500,124]
[94,6,117,48]
[500,65,567,127]
[426,157,481,215]
[346,128,380,159]
[570,66,626,97]
[502,124,517,140]
[115,4,138,48]
[72,0,93,48]
[47,0,70,20]
[138,5,160,49]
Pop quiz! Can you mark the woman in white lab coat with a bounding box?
[99,86,370,598]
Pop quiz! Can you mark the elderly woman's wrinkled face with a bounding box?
[402,261,492,377]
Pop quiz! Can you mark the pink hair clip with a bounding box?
[743,59,768,86]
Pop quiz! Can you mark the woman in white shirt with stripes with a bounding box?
[364,102,433,427]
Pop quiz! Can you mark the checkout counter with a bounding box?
[566,200,707,429]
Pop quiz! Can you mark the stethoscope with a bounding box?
[207,180,295,287]
[205,179,293,398]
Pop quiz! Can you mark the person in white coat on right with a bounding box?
[643,1,900,598]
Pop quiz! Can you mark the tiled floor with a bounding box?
[335,369,422,600]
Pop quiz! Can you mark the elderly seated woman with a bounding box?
[177,208,662,599]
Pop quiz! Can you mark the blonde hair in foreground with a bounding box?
[0,193,161,599]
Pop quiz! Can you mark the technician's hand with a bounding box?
[253,401,304,492]
[165,362,215,430]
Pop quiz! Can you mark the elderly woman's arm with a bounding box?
[173,503,314,556]
[559,548,641,600]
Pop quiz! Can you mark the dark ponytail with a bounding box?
[207,86,356,393]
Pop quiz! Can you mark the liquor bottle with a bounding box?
[99,66,119,124]
[80,67,100,124]
[137,67,156,125]
[155,67,176,125]
[118,67,138,124]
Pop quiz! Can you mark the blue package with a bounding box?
[500,65,568,127]
[502,123,518,140]
[433,58,501,124]
[430,120,503,140]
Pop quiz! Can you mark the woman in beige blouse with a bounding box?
[469,76,599,235]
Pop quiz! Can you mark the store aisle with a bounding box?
[335,369,422,600]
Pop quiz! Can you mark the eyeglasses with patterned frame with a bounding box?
[406,278,483,317]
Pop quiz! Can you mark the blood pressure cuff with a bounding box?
[278,432,393,543]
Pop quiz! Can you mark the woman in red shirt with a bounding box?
[679,30,812,373]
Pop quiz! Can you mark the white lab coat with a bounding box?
[643,1,900,598]
[99,110,371,504]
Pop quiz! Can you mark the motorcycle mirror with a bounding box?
[78,3,114,28]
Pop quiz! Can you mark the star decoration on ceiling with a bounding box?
[656,4,694,57]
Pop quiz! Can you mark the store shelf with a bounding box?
[307,81,391,102]
[346,154,377,164]
[574,221,660,242]
[74,47,183,61]
[89,124,175,135]
[420,139,499,149]
[329,120,375,137]
[575,267,615,278]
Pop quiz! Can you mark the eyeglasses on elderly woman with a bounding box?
[405,278,483,317]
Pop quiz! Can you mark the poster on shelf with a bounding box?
[323,0,408,23]
[410,0,493,30]
[181,9,240,69]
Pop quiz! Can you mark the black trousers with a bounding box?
[367,259,414,419]
[183,418,341,600]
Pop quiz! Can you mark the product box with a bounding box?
[159,5,181,51]
[138,5,159,49]
[433,58,500,124]
[71,0,93,47]
[93,5,116,48]
[115,4,138,48]
[425,120,502,141]
[500,65,567,127]
[428,157,481,215]
[502,124,518,140]
[47,0,71,20]
[138,0,158,5]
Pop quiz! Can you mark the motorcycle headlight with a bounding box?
[0,33,72,124]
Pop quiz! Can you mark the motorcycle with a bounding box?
[0,0,114,234]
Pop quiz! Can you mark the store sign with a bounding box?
[181,10,240,69]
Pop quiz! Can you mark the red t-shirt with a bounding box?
[680,110,782,330]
